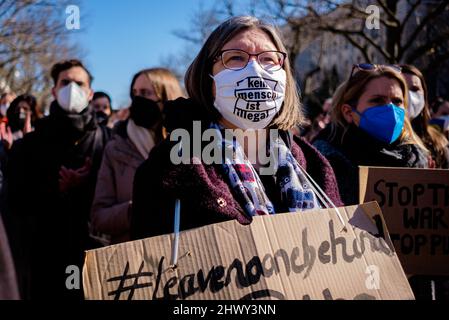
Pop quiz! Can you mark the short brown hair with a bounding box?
[185,16,302,130]
[51,59,93,86]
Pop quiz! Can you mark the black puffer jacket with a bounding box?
[313,124,429,205]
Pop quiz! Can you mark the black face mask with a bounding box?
[95,111,109,126]
[8,111,27,132]
[129,96,162,129]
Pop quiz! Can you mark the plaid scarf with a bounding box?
[212,123,321,217]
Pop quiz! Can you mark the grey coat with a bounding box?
[91,121,145,244]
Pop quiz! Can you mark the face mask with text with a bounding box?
[212,60,286,129]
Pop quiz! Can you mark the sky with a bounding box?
[73,0,220,109]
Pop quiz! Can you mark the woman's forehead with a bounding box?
[133,74,154,89]
[364,77,403,95]
[403,73,421,86]
[222,28,277,52]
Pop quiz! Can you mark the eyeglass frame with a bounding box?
[213,48,287,71]
[349,63,402,80]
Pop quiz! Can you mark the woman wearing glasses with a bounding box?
[314,64,429,205]
[130,16,343,240]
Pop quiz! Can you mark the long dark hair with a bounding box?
[7,94,38,131]
[400,64,448,168]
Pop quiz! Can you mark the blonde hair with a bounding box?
[130,68,184,101]
[185,16,302,130]
[130,68,184,142]
[330,66,427,151]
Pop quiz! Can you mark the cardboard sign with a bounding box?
[359,166,449,276]
[83,202,414,300]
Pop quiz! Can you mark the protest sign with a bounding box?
[83,202,413,300]
[360,166,449,275]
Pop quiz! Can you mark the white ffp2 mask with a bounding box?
[408,91,425,120]
[212,61,286,129]
[57,82,89,114]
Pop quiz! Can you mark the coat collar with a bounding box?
[161,160,252,225]
[158,133,340,222]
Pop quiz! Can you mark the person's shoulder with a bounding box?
[12,128,40,150]
[111,119,128,137]
[290,135,333,170]
[8,131,38,162]
[405,143,429,166]
[311,135,354,170]
[292,134,314,151]
[292,134,334,159]
[312,138,339,156]
[164,97,207,132]
[135,137,173,176]
[150,137,175,163]
[102,135,122,157]
[103,130,140,164]
[10,117,59,157]
[397,141,426,155]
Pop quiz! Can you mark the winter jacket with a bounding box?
[131,98,343,240]
[91,121,146,244]
[313,124,429,205]
[4,101,111,300]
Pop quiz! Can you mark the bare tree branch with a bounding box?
[375,0,400,25]
[405,30,449,64]
[0,0,82,109]
[401,0,422,31]
[400,1,449,57]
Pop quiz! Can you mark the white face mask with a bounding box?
[57,82,89,114]
[407,91,425,120]
[212,60,286,129]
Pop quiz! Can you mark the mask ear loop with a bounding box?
[296,163,348,232]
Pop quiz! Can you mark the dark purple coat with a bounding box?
[130,99,343,240]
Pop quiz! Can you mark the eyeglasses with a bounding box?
[214,49,287,71]
[349,63,402,80]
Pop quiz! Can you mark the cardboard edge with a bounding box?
[358,166,369,204]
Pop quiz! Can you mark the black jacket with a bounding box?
[4,101,111,300]
[313,124,429,205]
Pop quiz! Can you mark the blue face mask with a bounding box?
[353,103,405,144]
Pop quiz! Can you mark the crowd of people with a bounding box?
[0,15,448,300]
